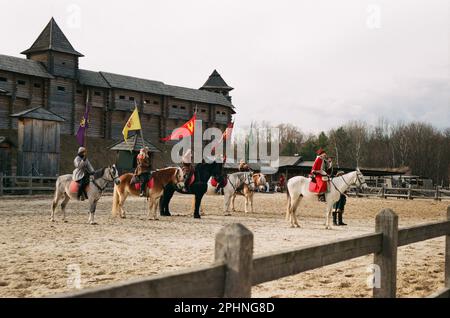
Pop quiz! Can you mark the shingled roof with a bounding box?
[108,133,161,153]
[10,106,65,122]
[21,18,83,57]
[200,69,233,91]
[167,85,234,108]
[0,54,53,78]
[100,72,171,96]
[78,69,110,88]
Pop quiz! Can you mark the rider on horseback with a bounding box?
[73,147,94,201]
[135,147,151,197]
[310,148,329,202]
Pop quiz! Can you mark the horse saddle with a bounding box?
[133,178,154,191]
[69,181,89,194]
[211,177,227,188]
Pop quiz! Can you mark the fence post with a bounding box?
[407,185,412,200]
[0,173,3,196]
[435,186,440,202]
[445,206,450,289]
[28,175,33,195]
[380,185,385,199]
[373,209,398,298]
[215,223,253,298]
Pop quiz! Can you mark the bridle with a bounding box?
[330,171,366,196]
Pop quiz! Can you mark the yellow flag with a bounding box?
[122,107,142,141]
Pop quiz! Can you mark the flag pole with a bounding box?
[135,101,145,149]
[84,89,89,148]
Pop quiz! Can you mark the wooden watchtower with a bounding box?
[10,106,65,176]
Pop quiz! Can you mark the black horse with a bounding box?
[160,161,224,218]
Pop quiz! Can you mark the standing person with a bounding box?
[73,147,95,201]
[239,159,250,172]
[135,147,151,197]
[278,173,286,193]
[181,149,194,192]
[333,171,347,226]
[310,148,328,202]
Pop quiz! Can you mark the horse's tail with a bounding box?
[112,184,120,217]
[285,182,291,220]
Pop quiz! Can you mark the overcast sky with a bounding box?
[1,0,448,133]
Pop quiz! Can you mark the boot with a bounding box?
[332,212,338,226]
[338,211,347,226]
[318,193,326,202]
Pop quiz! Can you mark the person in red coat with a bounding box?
[310,148,329,201]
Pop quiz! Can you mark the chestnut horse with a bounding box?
[112,167,184,220]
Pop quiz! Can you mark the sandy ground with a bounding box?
[0,192,448,298]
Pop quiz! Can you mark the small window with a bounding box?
[0,77,7,82]
[216,111,220,114]
[17,80,26,85]
[76,89,83,94]
[172,105,178,109]
[153,101,159,105]
[144,100,150,104]
[57,86,66,92]
[222,112,226,115]
[201,109,206,113]
[180,106,186,110]
[129,96,135,101]
[33,83,41,88]
[62,62,66,65]
[119,95,126,100]
[94,91,101,96]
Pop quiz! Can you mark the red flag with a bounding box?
[161,113,197,141]
[212,121,234,155]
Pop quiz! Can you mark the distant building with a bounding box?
[0,18,235,174]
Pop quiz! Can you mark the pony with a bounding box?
[51,165,120,225]
[111,167,184,220]
[160,160,223,219]
[203,172,266,215]
[286,169,367,229]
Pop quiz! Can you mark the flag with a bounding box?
[76,98,90,146]
[122,106,142,142]
[245,122,254,162]
[161,113,196,141]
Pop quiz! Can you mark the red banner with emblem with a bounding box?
[161,113,197,141]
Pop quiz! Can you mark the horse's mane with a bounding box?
[93,167,106,179]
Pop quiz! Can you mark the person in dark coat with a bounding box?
[333,171,347,226]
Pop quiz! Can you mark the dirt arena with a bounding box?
[0,193,448,298]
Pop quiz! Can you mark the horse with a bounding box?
[111,167,184,220]
[202,172,266,215]
[51,165,120,225]
[286,169,367,229]
[160,161,224,219]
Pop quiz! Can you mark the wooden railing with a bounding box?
[0,174,114,196]
[348,185,450,201]
[55,206,450,298]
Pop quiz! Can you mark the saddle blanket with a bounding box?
[133,178,155,191]
[210,177,227,188]
[69,181,90,194]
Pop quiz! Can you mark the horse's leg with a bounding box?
[325,203,333,230]
[147,196,154,220]
[160,185,175,217]
[244,192,249,213]
[119,191,128,219]
[231,193,237,212]
[289,194,301,228]
[153,196,161,220]
[60,193,70,223]
[250,192,254,213]
[51,192,62,222]
[88,199,98,225]
[193,189,205,219]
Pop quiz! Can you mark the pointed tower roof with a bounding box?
[200,69,233,91]
[21,18,83,57]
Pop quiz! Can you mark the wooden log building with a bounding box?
[0,18,235,175]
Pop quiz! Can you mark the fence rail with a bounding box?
[57,206,450,298]
[348,185,450,201]
[0,174,113,196]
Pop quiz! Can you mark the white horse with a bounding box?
[51,165,121,224]
[286,169,367,229]
[203,172,266,215]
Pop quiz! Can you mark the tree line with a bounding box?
[255,120,450,186]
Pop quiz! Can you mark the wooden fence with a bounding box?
[0,174,113,196]
[55,206,450,298]
[348,185,450,201]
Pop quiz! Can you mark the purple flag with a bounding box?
[76,105,90,146]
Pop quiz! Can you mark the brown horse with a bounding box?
[112,167,184,220]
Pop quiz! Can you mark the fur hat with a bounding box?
[78,147,86,154]
[316,148,326,155]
